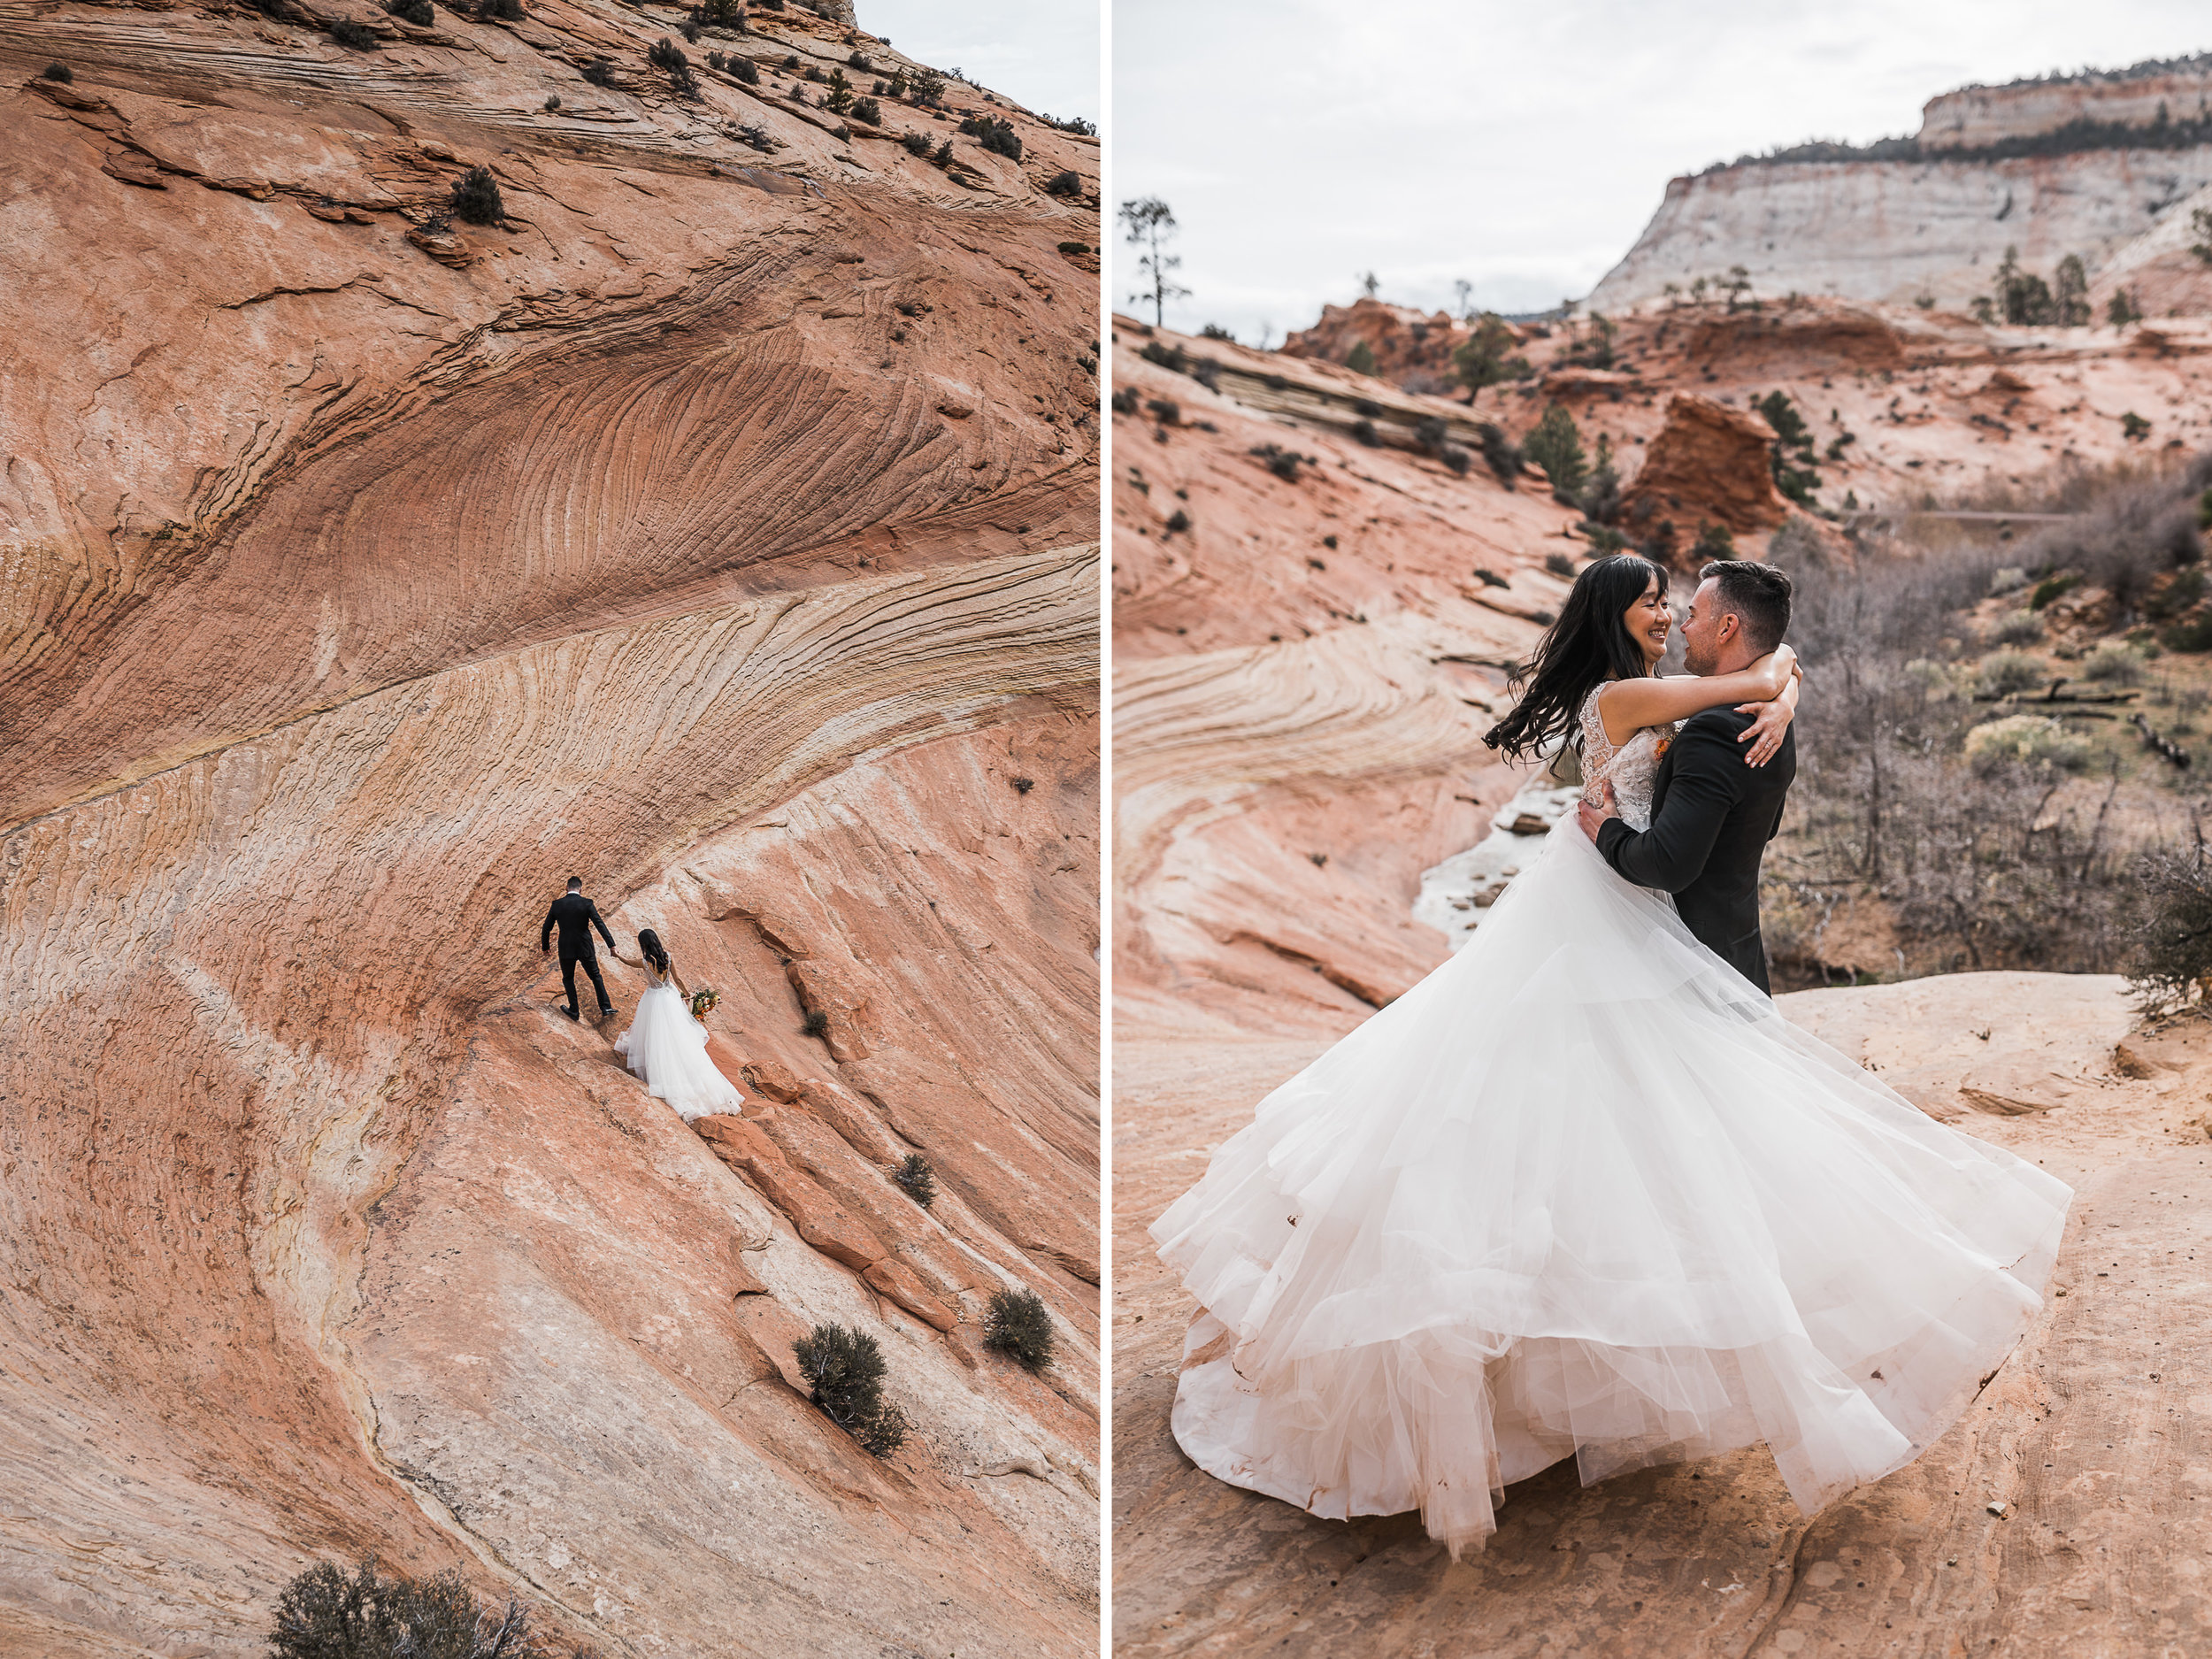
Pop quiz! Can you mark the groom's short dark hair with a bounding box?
[566,876,582,891]
[1701,559,1793,653]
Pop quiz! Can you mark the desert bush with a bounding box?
[1249,443,1305,482]
[2165,611,2212,652]
[2007,464,2208,618]
[822,69,852,113]
[848,50,871,70]
[1963,714,2091,773]
[1545,550,1578,579]
[648,35,687,71]
[849,96,880,125]
[893,1153,936,1207]
[959,114,1021,161]
[41,60,71,81]
[930,138,952,165]
[1146,397,1180,426]
[1110,387,1139,416]
[731,54,759,82]
[1045,168,1081,197]
[1454,312,1531,397]
[482,0,523,18]
[330,19,381,49]
[1524,403,1587,501]
[801,1009,829,1038]
[735,121,772,150]
[1439,444,1472,477]
[581,57,615,85]
[448,165,503,225]
[1346,340,1378,375]
[695,0,744,24]
[1165,509,1192,534]
[1974,649,2048,696]
[1692,523,1737,562]
[1988,565,2029,595]
[2131,829,2212,1012]
[541,93,560,111]
[1352,419,1381,448]
[910,67,945,104]
[387,0,433,23]
[901,129,933,156]
[2080,641,2147,684]
[2029,572,2078,611]
[984,1287,1055,1371]
[794,1324,908,1456]
[267,1557,556,1659]
[1473,422,1523,488]
[1990,611,2045,646]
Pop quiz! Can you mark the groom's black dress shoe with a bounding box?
[599,1006,616,1019]
[561,1006,580,1022]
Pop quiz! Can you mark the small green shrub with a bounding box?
[40,61,71,81]
[902,129,933,156]
[1545,551,1578,578]
[2029,573,2079,611]
[801,1010,830,1038]
[893,1153,936,1207]
[1045,169,1081,197]
[1352,419,1381,448]
[648,35,687,72]
[1249,443,1305,482]
[1473,422,1523,488]
[1964,714,2090,773]
[1987,565,2029,596]
[388,0,433,19]
[541,94,559,111]
[1991,611,2045,646]
[267,1556,557,1659]
[1165,509,1192,534]
[983,1286,1055,1371]
[1345,340,1377,375]
[1146,397,1180,426]
[794,1324,908,1456]
[1691,523,1737,562]
[2164,611,2212,653]
[959,114,1021,161]
[482,0,523,18]
[1473,567,1509,589]
[2080,641,2147,684]
[2122,411,2152,442]
[1974,649,2048,697]
[580,58,615,86]
[448,165,503,225]
[849,96,880,125]
[330,19,381,49]
[1057,240,1090,254]
[733,55,759,83]
[1110,387,1139,416]
[1523,403,1587,500]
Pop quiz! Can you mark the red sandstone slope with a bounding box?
[0,6,1098,1655]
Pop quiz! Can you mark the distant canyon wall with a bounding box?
[1591,60,2212,316]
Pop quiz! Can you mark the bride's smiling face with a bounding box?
[1622,574,1673,668]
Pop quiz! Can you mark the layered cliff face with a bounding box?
[1589,58,2212,316]
[0,4,1099,1655]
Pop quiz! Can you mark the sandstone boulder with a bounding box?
[1620,390,1790,544]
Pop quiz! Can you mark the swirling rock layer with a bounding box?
[0,4,1098,1654]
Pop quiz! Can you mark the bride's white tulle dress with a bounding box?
[1150,688,2072,1556]
[614,969,745,1122]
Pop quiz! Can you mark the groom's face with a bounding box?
[1679,578,1731,676]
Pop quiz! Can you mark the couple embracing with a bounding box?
[1153,555,2070,1555]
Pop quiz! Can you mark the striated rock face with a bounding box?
[0,4,1099,1655]
[1589,148,2212,314]
[1116,975,2212,1656]
[1921,60,2212,148]
[1587,58,2212,315]
[1618,391,1789,542]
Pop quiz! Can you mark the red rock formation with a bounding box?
[1618,391,1792,544]
[0,4,1099,1653]
[1280,296,1483,393]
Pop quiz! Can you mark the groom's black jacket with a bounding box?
[541,893,616,956]
[1594,707,1794,994]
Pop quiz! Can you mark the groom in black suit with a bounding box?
[541,876,617,1022]
[1577,559,1796,994]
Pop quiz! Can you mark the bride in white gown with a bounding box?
[613,929,745,1122]
[1151,553,2071,1558]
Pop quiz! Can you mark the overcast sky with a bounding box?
[1114,0,2209,343]
[864,0,1101,127]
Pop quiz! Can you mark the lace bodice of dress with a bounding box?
[1578,685,1675,832]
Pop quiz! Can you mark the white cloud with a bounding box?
[862,0,1101,125]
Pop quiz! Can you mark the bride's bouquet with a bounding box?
[689,987,719,1022]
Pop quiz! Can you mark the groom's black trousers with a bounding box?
[560,943,611,1013]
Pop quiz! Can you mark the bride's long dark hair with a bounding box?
[1482,553,1667,764]
[636,929,670,973]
